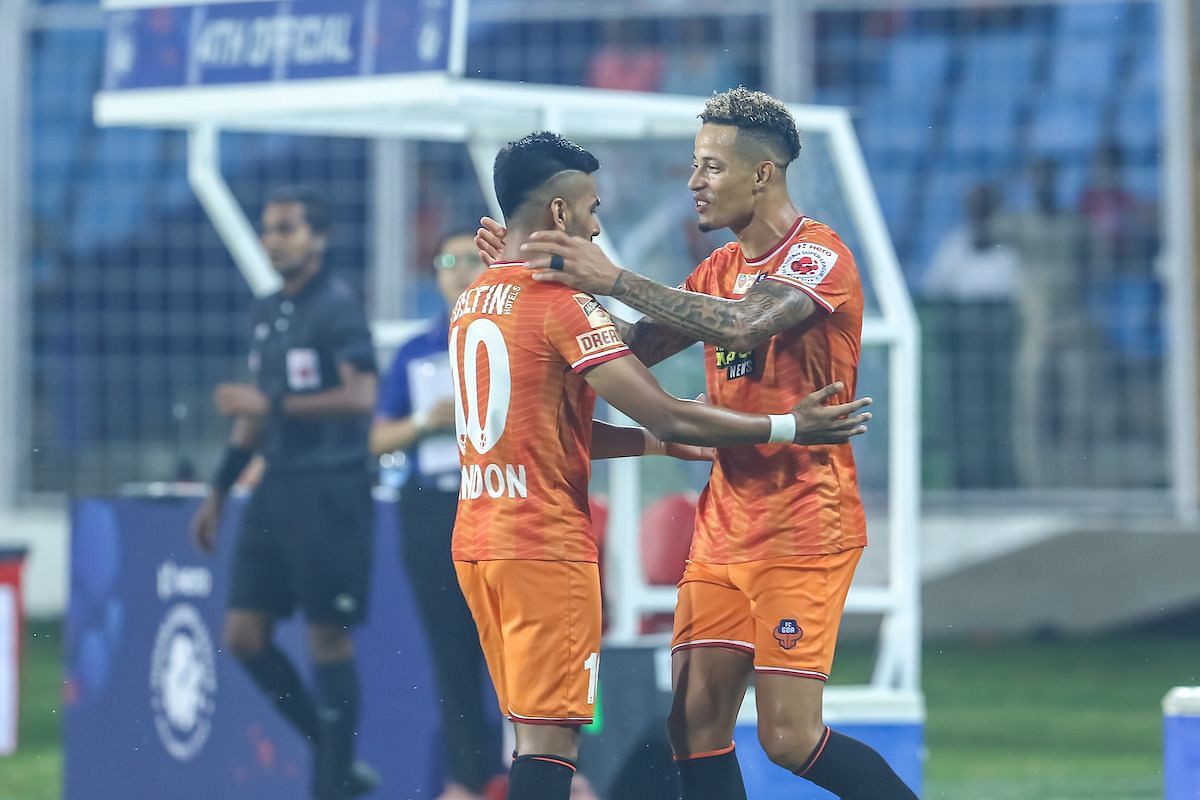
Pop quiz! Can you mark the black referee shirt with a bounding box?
[247,268,376,473]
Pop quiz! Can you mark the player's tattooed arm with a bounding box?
[611,315,698,367]
[609,271,816,353]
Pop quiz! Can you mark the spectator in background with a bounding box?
[995,159,1096,488]
[659,18,742,96]
[586,19,664,92]
[921,184,1018,487]
[1077,143,1165,483]
[922,184,1018,302]
[370,232,504,800]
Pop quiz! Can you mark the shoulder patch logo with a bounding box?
[732,273,762,297]
[573,293,614,329]
[773,618,803,650]
[777,242,838,286]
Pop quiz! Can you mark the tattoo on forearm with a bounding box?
[611,271,815,351]
[623,318,697,366]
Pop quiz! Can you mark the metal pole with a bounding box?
[1162,0,1198,520]
[369,138,412,320]
[768,0,815,103]
[0,0,27,506]
[187,125,280,298]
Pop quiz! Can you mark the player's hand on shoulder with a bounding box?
[790,382,871,445]
[476,216,506,266]
[215,383,270,417]
[189,492,223,554]
[523,233,621,295]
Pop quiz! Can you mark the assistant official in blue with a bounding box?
[370,232,503,800]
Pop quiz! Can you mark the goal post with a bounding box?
[93,0,922,727]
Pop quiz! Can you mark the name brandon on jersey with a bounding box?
[451,282,521,323]
[459,462,528,500]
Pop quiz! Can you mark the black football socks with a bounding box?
[313,658,362,800]
[796,727,919,799]
[676,743,748,800]
[508,753,577,800]
[241,644,319,743]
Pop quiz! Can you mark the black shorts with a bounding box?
[230,468,374,626]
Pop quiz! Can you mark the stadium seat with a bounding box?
[884,36,952,94]
[639,492,696,587]
[944,91,1021,166]
[856,93,938,165]
[1028,92,1105,157]
[958,33,1041,91]
[1047,38,1120,93]
[1056,1,1129,38]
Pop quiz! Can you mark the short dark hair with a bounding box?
[493,132,600,220]
[699,87,802,167]
[265,185,331,234]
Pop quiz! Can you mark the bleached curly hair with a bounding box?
[699,87,802,166]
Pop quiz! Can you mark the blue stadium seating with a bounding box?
[884,36,953,93]
[958,33,1041,91]
[1048,37,1120,93]
[1028,91,1105,156]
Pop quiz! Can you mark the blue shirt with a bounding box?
[377,316,457,487]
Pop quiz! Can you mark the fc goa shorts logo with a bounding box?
[774,618,803,650]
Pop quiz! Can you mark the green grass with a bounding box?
[5,620,62,800]
[8,622,1196,799]
[835,634,1198,800]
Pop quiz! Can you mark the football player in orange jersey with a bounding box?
[477,91,919,800]
[455,131,871,800]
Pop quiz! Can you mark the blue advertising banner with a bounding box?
[103,0,456,92]
[65,495,453,800]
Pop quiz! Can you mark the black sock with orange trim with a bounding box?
[795,727,919,799]
[675,744,747,800]
[508,753,576,800]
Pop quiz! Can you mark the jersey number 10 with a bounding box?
[449,319,511,455]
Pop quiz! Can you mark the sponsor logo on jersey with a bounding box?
[150,603,217,761]
[732,272,763,296]
[576,325,623,356]
[573,294,614,328]
[452,282,521,322]
[776,242,838,286]
[715,346,755,380]
[774,618,803,650]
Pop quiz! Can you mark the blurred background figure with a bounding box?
[920,183,1018,487]
[994,158,1095,488]
[370,232,503,800]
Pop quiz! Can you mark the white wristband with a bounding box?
[767,413,796,444]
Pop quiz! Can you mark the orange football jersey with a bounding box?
[683,216,867,562]
[449,261,630,562]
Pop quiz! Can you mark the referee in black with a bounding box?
[190,186,380,800]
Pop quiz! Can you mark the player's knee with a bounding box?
[224,617,267,661]
[666,686,734,753]
[757,718,825,772]
[308,624,354,662]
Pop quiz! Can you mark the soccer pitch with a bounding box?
[8,620,1188,800]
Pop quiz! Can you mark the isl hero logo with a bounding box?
[774,618,803,650]
[715,347,755,380]
[149,603,217,761]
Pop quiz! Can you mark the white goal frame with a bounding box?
[94,8,922,709]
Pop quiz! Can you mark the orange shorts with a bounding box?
[671,548,863,681]
[454,559,602,725]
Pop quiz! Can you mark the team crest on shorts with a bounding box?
[774,618,803,650]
